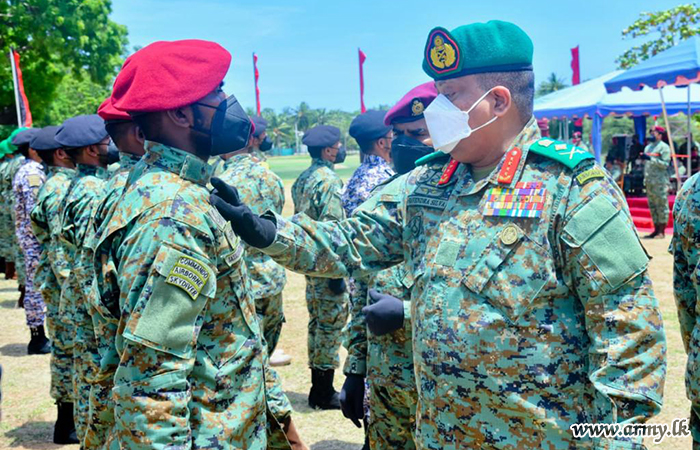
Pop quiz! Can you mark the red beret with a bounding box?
[112,39,231,113]
[384,82,438,125]
[98,97,131,123]
[653,126,666,133]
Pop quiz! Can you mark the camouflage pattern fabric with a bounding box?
[58,163,109,443]
[671,172,700,446]
[644,140,671,227]
[83,152,141,450]
[93,142,283,448]
[218,152,287,352]
[291,158,348,370]
[0,158,10,259]
[30,166,76,402]
[12,159,47,327]
[341,154,394,217]
[261,119,666,449]
[2,154,27,284]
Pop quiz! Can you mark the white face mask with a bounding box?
[423,89,498,154]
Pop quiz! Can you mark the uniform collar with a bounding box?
[312,158,334,170]
[48,166,76,176]
[76,163,106,178]
[119,152,142,170]
[227,153,253,166]
[362,154,389,168]
[143,141,213,187]
[483,117,541,188]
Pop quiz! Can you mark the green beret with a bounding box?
[422,20,533,80]
[0,140,10,156]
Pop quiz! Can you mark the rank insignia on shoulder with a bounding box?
[482,182,546,218]
[576,167,606,185]
[528,138,594,170]
[437,159,460,185]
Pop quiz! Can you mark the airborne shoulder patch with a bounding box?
[166,255,211,300]
[576,167,606,185]
[424,27,461,76]
[27,174,42,188]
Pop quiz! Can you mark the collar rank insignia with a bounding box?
[425,27,461,75]
[497,147,522,184]
[438,159,460,185]
[482,181,547,218]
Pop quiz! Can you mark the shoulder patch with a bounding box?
[415,151,450,167]
[529,138,594,170]
[576,167,606,185]
[166,255,211,300]
[27,174,42,188]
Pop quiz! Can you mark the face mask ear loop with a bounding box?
[464,88,498,134]
[464,88,494,115]
[189,103,210,135]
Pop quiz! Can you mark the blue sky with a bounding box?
[111,0,683,112]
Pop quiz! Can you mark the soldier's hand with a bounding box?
[363,290,404,336]
[328,278,347,294]
[210,177,277,248]
[339,374,365,428]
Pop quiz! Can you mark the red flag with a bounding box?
[10,48,32,127]
[253,52,261,116]
[570,46,580,86]
[358,48,366,113]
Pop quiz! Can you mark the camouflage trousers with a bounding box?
[41,284,74,402]
[645,176,670,227]
[368,382,417,450]
[256,292,285,354]
[691,404,700,449]
[304,276,349,370]
[21,244,45,327]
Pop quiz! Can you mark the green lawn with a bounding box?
[268,154,361,184]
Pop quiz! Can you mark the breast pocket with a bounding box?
[462,223,556,322]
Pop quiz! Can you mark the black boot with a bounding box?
[27,326,50,355]
[308,369,340,410]
[644,224,659,239]
[53,402,79,444]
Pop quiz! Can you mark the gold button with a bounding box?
[500,225,519,246]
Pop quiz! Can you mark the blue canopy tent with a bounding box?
[605,37,700,183]
[534,70,700,161]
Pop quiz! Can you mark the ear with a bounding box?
[491,86,512,117]
[86,145,99,158]
[133,125,146,145]
[165,106,194,129]
[55,148,69,161]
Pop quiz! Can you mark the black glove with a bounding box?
[329,278,347,294]
[640,153,650,160]
[363,289,404,336]
[210,177,277,248]
[339,374,365,428]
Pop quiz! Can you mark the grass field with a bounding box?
[268,154,361,185]
[0,156,692,449]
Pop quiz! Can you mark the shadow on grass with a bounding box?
[310,440,362,450]
[284,391,314,413]
[3,420,55,448]
[1,299,19,309]
[0,343,27,357]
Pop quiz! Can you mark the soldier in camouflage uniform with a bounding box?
[93,40,305,449]
[29,126,79,444]
[54,114,111,444]
[214,21,666,449]
[80,97,146,450]
[0,140,14,278]
[292,124,349,410]
[11,128,51,354]
[248,115,274,168]
[341,87,437,449]
[672,171,700,447]
[643,126,672,239]
[1,131,27,291]
[218,116,288,355]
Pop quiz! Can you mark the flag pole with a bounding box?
[9,48,22,127]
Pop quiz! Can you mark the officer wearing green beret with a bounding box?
[212,20,667,449]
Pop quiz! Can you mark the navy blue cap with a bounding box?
[349,110,392,142]
[11,129,38,147]
[55,114,109,148]
[250,116,268,137]
[30,126,63,151]
[302,125,341,148]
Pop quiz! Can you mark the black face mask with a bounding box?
[259,136,273,152]
[106,141,120,165]
[192,94,253,156]
[391,134,434,175]
[334,145,347,164]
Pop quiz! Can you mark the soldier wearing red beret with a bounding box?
[92,39,306,449]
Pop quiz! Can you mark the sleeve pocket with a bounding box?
[127,245,216,359]
[562,196,649,292]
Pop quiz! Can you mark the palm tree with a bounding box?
[536,73,568,98]
[262,108,293,148]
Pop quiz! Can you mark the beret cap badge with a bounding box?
[411,99,425,117]
[426,28,460,74]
